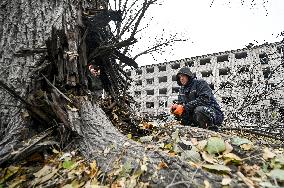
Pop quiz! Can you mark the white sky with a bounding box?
[131,0,284,66]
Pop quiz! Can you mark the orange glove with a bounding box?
[172,105,185,116]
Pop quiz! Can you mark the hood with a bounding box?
[176,67,196,86]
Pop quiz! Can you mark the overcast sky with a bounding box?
[131,0,284,66]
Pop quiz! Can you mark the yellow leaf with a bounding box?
[240,143,253,151]
[127,134,132,139]
[223,153,242,164]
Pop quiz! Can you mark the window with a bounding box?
[171,63,180,69]
[185,61,194,67]
[277,46,283,54]
[146,102,154,108]
[217,55,229,62]
[172,75,177,81]
[262,68,271,79]
[146,89,154,95]
[136,80,142,86]
[270,98,277,106]
[219,68,230,76]
[134,91,141,97]
[172,87,179,93]
[235,52,247,59]
[209,83,215,90]
[126,71,131,76]
[222,97,235,105]
[259,53,269,65]
[146,78,154,84]
[220,82,233,89]
[159,88,167,95]
[146,67,154,73]
[158,76,167,83]
[200,58,211,65]
[238,65,249,73]
[159,100,167,107]
[158,65,166,72]
[201,70,212,77]
[136,69,142,75]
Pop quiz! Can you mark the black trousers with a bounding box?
[181,106,218,131]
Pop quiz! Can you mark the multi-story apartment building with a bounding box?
[126,42,284,121]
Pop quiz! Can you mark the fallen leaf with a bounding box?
[202,164,231,173]
[268,169,284,182]
[206,137,226,154]
[196,140,207,151]
[231,137,252,146]
[263,147,276,160]
[204,179,211,188]
[223,153,242,164]
[191,138,198,145]
[201,151,217,164]
[240,143,253,151]
[223,141,233,154]
[63,160,75,169]
[157,161,168,170]
[221,176,232,185]
[181,150,201,163]
[140,136,153,143]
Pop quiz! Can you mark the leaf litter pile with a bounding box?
[1,121,283,188]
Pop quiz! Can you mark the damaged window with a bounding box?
[219,68,230,76]
[136,69,142,75]
[159,88,167,95]
[158,76,167,83]
[159,100,167,107]
[146,78,154,84]
[146,102,154,108]
[134,91,141,97]
[263,68,271,79]
[235,52,247,59]
[146,67,154,73]
[217,55,229,62]
[146,89,154,95]
[220,81,233,89]
[158,65,166,72]
[238,65,249,73]
[222,97,235,104]
[171,63,180,69]
[200,58,211,65]
[201,70,212,77]
[185,61,194,67]
[259,53,269,64]
[136,80,142,86]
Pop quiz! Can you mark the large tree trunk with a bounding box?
[0,1,244,187]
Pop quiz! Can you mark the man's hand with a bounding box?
[170,104,184,116]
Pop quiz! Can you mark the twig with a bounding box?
[237,171,255,188]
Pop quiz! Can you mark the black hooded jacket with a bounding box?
[176,67,224,125]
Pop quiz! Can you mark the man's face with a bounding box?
[179,74,189,85]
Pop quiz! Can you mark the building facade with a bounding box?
[126,42,284,121]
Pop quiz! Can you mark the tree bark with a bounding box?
[0,1,243,187]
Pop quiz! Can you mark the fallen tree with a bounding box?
[0,0,283,187]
